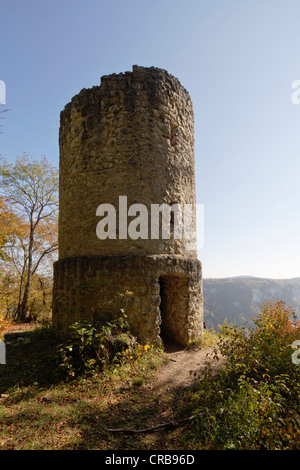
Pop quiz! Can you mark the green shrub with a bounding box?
[187,301,300,449]
[218,300,300,381]
[57,315,136,378]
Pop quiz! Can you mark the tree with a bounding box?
[0,196,26,317]
[0,153,58,321]
[0,196,22,260]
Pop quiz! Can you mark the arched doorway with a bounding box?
[158,274,189,347]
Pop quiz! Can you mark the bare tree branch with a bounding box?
[105,416,195,434]
[0,154,58,320]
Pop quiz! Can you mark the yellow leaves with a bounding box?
[0,314,12,339]
[124,290,133,296]
[125,343,152,361]
[0,155,59,320]
[0,196,26,256]
[125,348,133,359]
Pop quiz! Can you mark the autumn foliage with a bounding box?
[187,300,300,449]
[0,154,58,322]
[219,300,300,378]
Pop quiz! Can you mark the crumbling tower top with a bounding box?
[58,65,197,260]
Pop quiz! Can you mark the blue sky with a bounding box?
[1,0,300,279]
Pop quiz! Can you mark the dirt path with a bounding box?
[109,344,226,446]
[150,344,223,395]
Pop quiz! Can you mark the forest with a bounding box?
[0,154,58,324]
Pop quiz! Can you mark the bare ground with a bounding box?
[105,344,226,447]
[1,324,225,449]
[145,343,225,401]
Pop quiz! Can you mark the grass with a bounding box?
[0,325,173,450]
[1,301,299,450]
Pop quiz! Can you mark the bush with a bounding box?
[188,301,300,449]
[218,300,300,380]
[57,314,136,378]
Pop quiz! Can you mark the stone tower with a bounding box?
[52,65,203,346]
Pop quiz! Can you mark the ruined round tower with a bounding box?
[52,65,203,346]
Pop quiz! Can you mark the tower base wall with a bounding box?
[52,255,203,346]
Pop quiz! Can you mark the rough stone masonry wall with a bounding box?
[58,65,197,259]
[52,65,203,346]
[53,255,202,346]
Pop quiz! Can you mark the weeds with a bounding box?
[1,300,299,450]
[185,300,300,449]
[0,320,165,450]
[57,314,137,379]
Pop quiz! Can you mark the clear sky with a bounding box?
[1,0,300,279]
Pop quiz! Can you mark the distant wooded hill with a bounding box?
[203,277,300,329]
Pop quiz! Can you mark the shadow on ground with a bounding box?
[0,328,64,394]
[0,327,207,450]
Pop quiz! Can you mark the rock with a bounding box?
[0,394,9,399]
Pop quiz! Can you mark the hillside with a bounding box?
[203,276,300,329]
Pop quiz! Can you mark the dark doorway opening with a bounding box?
[158,274,189,350]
